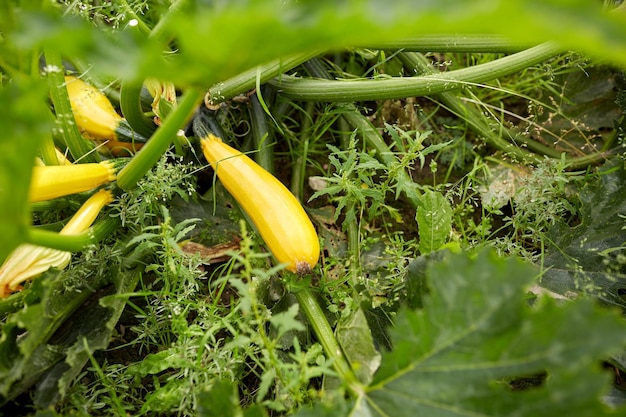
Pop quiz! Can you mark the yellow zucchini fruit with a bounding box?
[64,76,145,154]
[200,134,319,274]
[65,75,123,141]
[29,161,116,202]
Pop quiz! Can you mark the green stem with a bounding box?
[117,88,203,190]
[39,129,61,165]
[304,58,421,206]
[120,81,157,137]
[44,49,98,163]
[360,34,530,53]
[398,52,610,168]
[294,288,361,396]
[248,91,275,172]
[26,218,120,252]
[290,101,315,201]
[271,42,562,102]
[206,50,322,106]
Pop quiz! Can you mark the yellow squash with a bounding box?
[200,134,319,274]
[64,76,145,155]
[29,161,116,202]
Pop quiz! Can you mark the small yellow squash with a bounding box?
[200,134,319,274]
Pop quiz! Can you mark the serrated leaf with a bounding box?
[356,250,626,416]
[336,307,381,385]
[541,162,626,308]
[416,190,452,254]
[0,263,139,407]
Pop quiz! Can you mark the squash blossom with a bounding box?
[0,189,113,297]
[144,78,177,122]
[64,75,146,153]
[29,161,116,202]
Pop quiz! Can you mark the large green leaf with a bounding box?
[0,261,139,407]
[298,250,626,416]
[6,1,626,89]
[0,80,51,262]
[541,163,626,308]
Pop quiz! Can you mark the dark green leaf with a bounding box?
[336,307,381,385]
[541,162,626,308]
[361,250,626,416]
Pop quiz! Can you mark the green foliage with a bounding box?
[3,0,626,415]
[541,161,626,307]
[0,80,52,261]
[416,190,453,254]
[298,250,626,416]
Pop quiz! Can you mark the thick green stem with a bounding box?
[120,81,158,138]
[39,130,61,165]
[294,288,361,396]
[360,34,530,53]
[290,101,315,202]
[248,92,275,172]
[206,51,322,105]
[44,49,98,163]
[117,88,203,190]
[398,52,610,168]
[26,218,119,252]
[272,42,562,102]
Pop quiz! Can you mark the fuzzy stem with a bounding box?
[294,288,361,396]
[26,218,119,252]
[248,91,275,172]
[290,101,315,202]
[120,81,157,138]
[205,51,322,106]
[44,49,98,163]
[117,88,203,190]
[272,42,562,102]
[360,34,530,53]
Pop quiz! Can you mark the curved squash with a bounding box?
[200,134,319,274]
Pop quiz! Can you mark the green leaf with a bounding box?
[336,307,381,385]
[0,79,51,262]
[0,262,139,407]
[416,190,452,254]
[541,162,626,308]
[198,379,268,417]
[358,250,626,416]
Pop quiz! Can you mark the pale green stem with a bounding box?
[360,34,530,53]
[117,88,203,190]
[26,218,119,252]
[44,49,98,163]
[271,42,562,101]
[294,288,361,396]
[206,51,322,105]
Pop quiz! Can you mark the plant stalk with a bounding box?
[294,288,361,396]
[360,34,530,53]
[272,42,562,102]
[26,218,120,252]
[206,50,322,106]
[117,88,203,190]
[44,49,98,163]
